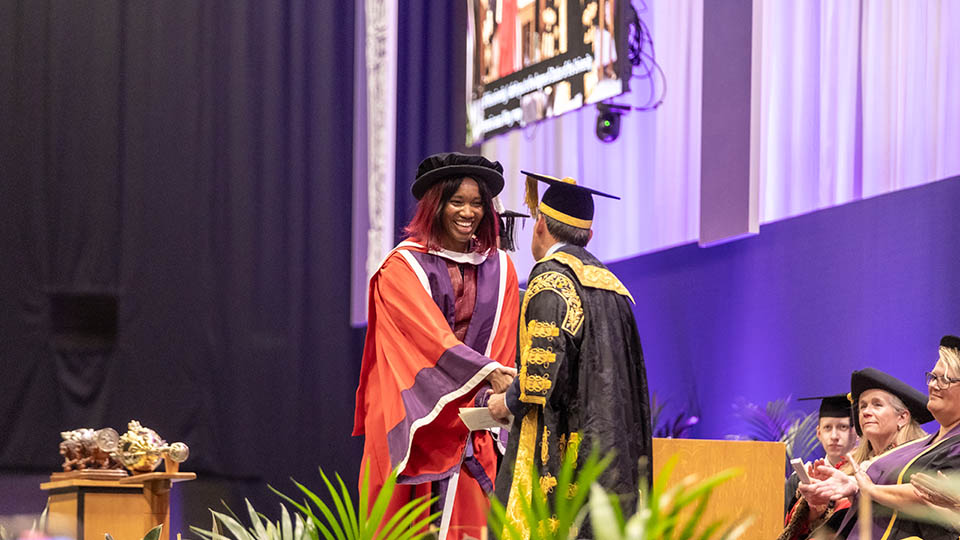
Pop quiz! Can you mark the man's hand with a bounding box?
[488,392,512,424]
[485,365,517,393]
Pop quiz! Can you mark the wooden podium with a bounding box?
[41,470,195,540]
[652,438,785,538]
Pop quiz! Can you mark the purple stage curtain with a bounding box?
[482,0,704,279]
[480,1,960,280]
[757,1,960,222]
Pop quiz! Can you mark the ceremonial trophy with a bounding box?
[42,420,195,540]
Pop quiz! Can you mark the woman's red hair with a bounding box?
[404,177,499,253]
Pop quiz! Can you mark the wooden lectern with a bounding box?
[41,470,195,540]
[653,438,785,538]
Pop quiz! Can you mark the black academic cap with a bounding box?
[941,335,960,352]
[798,394,853,420]
[522,170,619,230]
[412,152,505,200]
[497,209,529,252]
[850,367,934,436]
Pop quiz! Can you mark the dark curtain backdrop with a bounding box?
[393,1,471,237]
[0,0,361,525]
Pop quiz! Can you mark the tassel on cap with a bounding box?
[524,175,540,219]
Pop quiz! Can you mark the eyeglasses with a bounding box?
[925,371,960,390]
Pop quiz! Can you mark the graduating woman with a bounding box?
[353,153,520,540]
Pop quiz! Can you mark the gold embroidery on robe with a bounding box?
[526,347,557,366]
[527,319,560,339]
[537,516,560,537]
[566,432,582,463]
[542,251,635,304]
[504,409,539,539]
[523,271,583,335]
[524,374,552,394]
[539,473,557,494]
[541,427,551,465]
[517,271,582,404]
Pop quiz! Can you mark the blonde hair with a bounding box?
[939,346,960,379]
[849,390,927,465]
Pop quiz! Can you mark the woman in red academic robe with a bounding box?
[353,152,519,540]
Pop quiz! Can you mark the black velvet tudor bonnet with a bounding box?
[849,367,934,436]
[411,152,505,200]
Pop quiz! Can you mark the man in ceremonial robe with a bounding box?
[488,171,652,538]
[353,153,520,540]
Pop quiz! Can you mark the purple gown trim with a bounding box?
[385,251,502,474]
[844,423,960,539]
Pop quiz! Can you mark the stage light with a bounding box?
[595,102,631,143]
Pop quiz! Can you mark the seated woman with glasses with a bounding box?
[783,367,930,539]
[801,336,960,539]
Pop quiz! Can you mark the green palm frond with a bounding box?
[489,449,612,540]
[142,525,164,540]
[193,464,436,540]
[191,500,311,540]
[272,463,439,540]
[783,411,820,464]
[589,453,751,540]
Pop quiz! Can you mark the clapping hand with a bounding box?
[809,458,831,481]
[798,463,859,506]
[912,471,960,509]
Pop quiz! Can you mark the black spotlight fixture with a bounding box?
[595,102,631,143]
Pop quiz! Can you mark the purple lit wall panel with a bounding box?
[609,176,960,439]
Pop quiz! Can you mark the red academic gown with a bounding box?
[354,241,519,540]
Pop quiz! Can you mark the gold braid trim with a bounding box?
[537,517,560,537]
[541,427,551,465]
[527,320,560,339]
[517,271,580,404]
[564,432,581,463]
[526,347,557,366]
[524,375,552,394]
[541,251,635,304]
[524,271,583,334]
[539,473,557,494]
[504,410,539,540]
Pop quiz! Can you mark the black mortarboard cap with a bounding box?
[497,209,529,252]
[941,335,960,352]
[798,394,853,420]
[850,367,934,436]
[522,170,619,230]
[412,152,505,200]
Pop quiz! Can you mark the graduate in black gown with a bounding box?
[487,171,652,538]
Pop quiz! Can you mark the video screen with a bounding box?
[466,0,629,145]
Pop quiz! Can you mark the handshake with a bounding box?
[484,365,516,425]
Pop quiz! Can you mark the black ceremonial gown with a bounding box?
[495,245,652,538]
